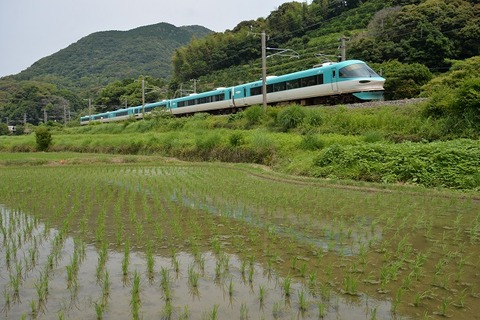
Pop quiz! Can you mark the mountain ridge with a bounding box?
[13,22,213,91]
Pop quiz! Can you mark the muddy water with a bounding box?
[0,206,401,319]
[1,163,479,319]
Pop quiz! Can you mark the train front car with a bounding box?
[334,60,385,101]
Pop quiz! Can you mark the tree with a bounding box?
[422,56,480,136]
[349,0,479,68]
[0,123,9,136]
[372,60,432,99]
[35,126,52,151]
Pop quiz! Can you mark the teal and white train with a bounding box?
[80,60,385,125]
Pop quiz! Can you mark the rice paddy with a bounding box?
[0,154,479,319]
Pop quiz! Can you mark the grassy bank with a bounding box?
[1,102,478,190]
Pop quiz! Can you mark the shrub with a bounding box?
[35,126,52,151]
[229,132,245,147]
[453,77,480,128]
[277,105,306,131]
[300,133,324,151]
[243,105,264,126]
[0,123,9,136]
[363,131,384,143]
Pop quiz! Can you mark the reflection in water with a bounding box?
[171,191,381,256]
[0,205,402,319]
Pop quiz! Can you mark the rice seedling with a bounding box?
[172,255,180,274]
[209,304,219,320]
[10,272,21,302]
[228,277,234,297]
[272,301,282,319]
[248,266,254,284]
[343,274,360,296]
[30,299,37,318]
[434,297,452,317]
[188,264,199,288]
[146,241,155,281]
[283,276,292,297]
[94,300,105,320]
[258,285,266,304]
[131,271,141,319]
[122,241,130,279]
[240,302,248,319]
[162,300,173,319]
[298,289,309,312]
[317,301,327,318]
[102,270,110,305]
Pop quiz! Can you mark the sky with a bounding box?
[0,0,290,78]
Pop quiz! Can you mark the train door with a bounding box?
[331,68,339,92]
[233,86,247,107]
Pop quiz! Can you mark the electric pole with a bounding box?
[261,31,267,111]
[191,79,198,94]
[64,105,67,126]
[340,35,347,61]
[142,77,145,117]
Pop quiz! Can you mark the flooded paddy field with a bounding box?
[0,158,479,319]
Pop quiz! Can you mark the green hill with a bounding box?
[13,23,213,91]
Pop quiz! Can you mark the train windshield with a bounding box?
[339,63,380,78]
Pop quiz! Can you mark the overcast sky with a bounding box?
[0,0,291,78]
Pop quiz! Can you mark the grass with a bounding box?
[2,102,478,191]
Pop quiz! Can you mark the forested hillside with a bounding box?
[13,23,212,91]
[172,0,479,86]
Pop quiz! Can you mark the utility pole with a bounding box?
[63,105,67,126]
[190,79,198,94]
[340,35,347,61]
[88,98,92,118]
[142,77,145,117]
[43,109,47,123]
[261,31,267,111]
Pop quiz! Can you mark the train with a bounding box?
[80,59,385,125]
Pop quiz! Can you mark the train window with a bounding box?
[267,84,273,93]
[301,76,318,87]
[250,86,262,96]
[273,82,286,92]
[287,79,300,89]
[339,63,380,78]
[317,74,324,85]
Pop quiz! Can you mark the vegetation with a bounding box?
[422,56,480,135]
[1,100,478,191]
[1,0,478,125]
[34,126,52,151]
[0,153,478,319]
[13,23,212,90]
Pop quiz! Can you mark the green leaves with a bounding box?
[314,140,480,189]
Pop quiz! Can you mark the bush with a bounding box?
[300,133,324,151]
[372,60,432,100]
[229,132,245,147]
[313,140,480,189]
[453,77,480,127]
[277,105,306,131]
[0,123,8,136]
[35,126,53,151]
[243,105,264,126]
